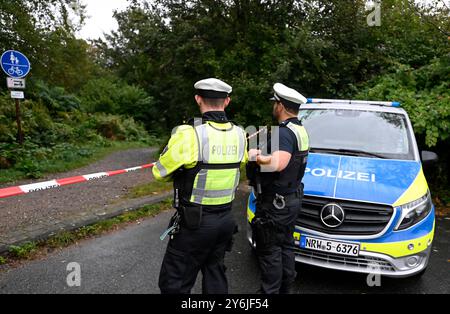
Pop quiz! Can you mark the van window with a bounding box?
[299,109,415,160]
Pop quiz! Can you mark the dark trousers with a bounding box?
[255,196,300,294]
[159,210,236,294]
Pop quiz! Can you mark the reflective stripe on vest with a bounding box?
[286,122,310,152]
[190,122,246,205]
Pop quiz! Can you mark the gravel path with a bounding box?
[0,148,158,239]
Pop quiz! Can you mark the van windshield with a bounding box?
[299,109,416,160]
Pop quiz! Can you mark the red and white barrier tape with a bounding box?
[0,163,155,200]
[247,127,268,141]
[0,129,268,200]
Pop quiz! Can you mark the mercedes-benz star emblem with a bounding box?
[320,203,345,228]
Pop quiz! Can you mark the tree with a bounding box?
[96,0,449,131]
[0,0,94,92]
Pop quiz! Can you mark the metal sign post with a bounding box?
[1,50,31,145]
[14,97,24,144]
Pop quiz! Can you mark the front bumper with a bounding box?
[293,243,432,278]
[247,192,436,278]
[292,206,435,278]
[247,209,435,278]
[247,223,433,278]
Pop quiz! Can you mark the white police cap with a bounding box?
[271,83,307,107]
[194,78,232,99]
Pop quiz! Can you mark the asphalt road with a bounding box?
[0,186,449,294]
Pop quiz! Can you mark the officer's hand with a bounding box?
[256,154,272,165]
[248,149,262,161]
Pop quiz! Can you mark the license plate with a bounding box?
[300,236,360,257]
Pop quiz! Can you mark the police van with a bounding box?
[247,98,438,278]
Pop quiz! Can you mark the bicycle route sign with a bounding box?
[1,50,31,79]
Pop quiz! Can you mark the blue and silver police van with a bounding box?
[247,98,437,278]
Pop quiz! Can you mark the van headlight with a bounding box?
[396,191,433,231]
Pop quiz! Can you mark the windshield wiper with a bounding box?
[310,148,387,159]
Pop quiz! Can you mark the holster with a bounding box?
[173,187,202,230]
[181,205,203,230]
[246,161,259,185]
[251,216,280,249]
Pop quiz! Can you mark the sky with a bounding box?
[78,0,129,40]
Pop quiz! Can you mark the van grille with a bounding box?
[297,196,394,236]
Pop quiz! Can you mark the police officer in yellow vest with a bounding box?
[153,78,248,294]
[248,83,309,294]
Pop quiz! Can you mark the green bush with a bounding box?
[78,113,151,142]
[16,159,43,179]
[79,77,156,130]
[0,88,154,181]
[79,78,120,113]
[354,55,450,148]
[31,81,81,112]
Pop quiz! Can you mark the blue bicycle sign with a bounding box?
[1,50,31,78]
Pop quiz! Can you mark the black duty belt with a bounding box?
[260,190,301,202]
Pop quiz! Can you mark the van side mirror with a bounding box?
[421,151,438,166]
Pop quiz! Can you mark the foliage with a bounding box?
[354,55,450,148]
[0,0,94,92]
[79,77,157,131]
[8,242,37,259]
[0,91,154,180]
[30,80,82,112]
[97,0,449,130]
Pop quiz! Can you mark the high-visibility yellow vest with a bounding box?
[285,122,310,152]
[153,117,248,207]
[259,121,310,194]
[187,122,247,206]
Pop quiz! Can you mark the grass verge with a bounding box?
[124,181,173,199]
[0,198,173,267]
